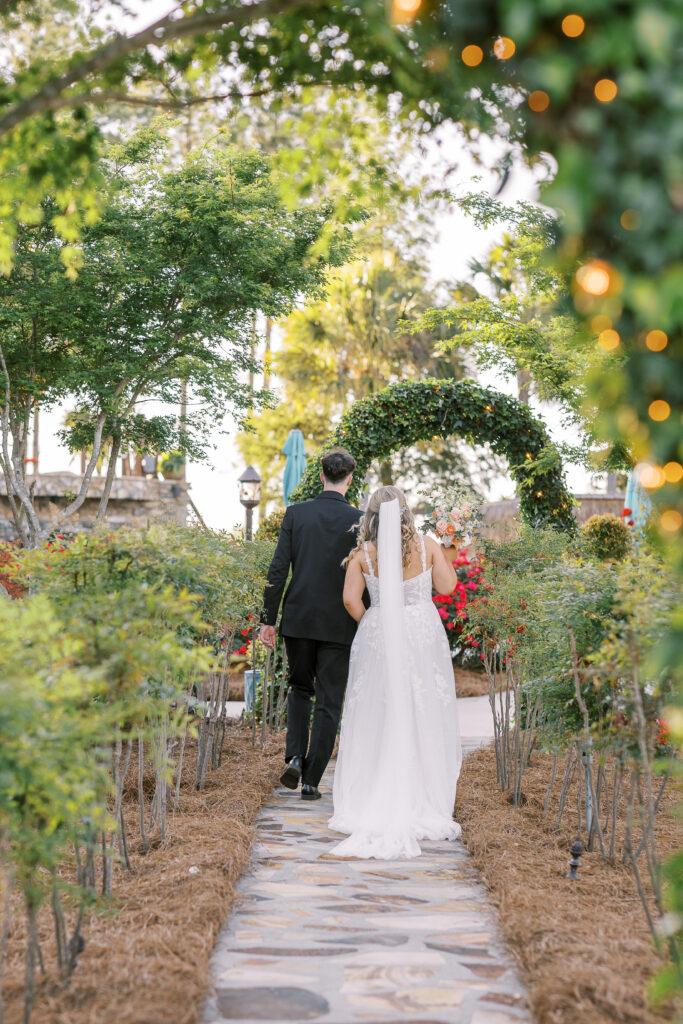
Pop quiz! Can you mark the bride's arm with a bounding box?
[343,553,367,623]
[427,536,458,595]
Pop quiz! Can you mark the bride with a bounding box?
[329,485,463,859]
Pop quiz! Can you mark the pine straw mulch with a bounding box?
[2,722,285,1024]
[453,665,489,697]
[456,745,682,1024]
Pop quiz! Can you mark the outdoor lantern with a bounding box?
[238,464,262,540]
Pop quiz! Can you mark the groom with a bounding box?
[260,449,362,800]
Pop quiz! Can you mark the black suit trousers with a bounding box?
[283,636,351,788]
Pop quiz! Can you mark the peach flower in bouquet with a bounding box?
[420,485,483,549]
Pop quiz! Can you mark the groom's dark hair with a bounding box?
[321,448,356,483]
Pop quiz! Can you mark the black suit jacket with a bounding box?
[262,491,363,645]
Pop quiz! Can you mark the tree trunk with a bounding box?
[264,318,272,390]
[96,431,122,521]
[516,369,531,404]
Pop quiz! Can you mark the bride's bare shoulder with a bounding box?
[423,535,442,560]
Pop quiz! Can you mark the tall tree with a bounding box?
[0,122,352,545]
[239,242,502,505]
[407,197,614,464]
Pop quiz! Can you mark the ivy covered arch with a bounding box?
[292,379,575,532]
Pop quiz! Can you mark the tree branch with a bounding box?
[49,85,275,114]
[47,409,108,537]
[0,0,310,138]
[0,340,35,544]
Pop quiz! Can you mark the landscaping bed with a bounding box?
[1,723,284,1024]
[453,665,489,697]
[456,744,680,1024]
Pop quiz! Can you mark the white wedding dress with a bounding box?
[329,499,462,859]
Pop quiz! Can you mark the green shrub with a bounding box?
[257,507,286,542]
[581,513,631,562]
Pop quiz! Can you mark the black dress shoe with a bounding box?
[301,783,321,801]
[280,756,302,790]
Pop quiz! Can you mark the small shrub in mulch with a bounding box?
[1,724,285,1024]
[456,745,681,1024]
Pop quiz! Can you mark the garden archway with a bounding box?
[292,379,574,532]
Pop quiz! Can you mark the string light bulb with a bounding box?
[664,462,683,483]
[528,91,550,112]
[660,510,682,532]
[493,36,516,59]
[595,78,618,102]
[646,330,668,351]
[562,14,585,37]
[639,464,666,489]
[598,329,620,350]
[462,44,483,66]
[648,400,671,421]
[576,260,613,296]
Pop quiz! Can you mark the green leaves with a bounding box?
[292,378,575,532]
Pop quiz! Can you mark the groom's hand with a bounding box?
[260,625,276,649]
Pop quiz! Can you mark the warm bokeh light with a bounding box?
[664,462,683,483]
[528,91,550,112]
[461,44,483,67]
[393,0,421,11]
[576,260,612,295]
[660,509,683,532]
[646,329,668,351]
[425,47,449,71]
[639,464,666,489]
[595,78,618,102]
[562,14,585,37]
[591,314,612,332]
[598,328,620,350]
[648,399,671,421]
[493,36,516,60]
[620,209,641,230]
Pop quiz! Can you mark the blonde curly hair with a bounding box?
[343,485,417,568]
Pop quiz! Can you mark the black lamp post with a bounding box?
[238,464,262,541]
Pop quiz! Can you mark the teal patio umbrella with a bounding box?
[282,429,307,506]
[624,470,652,533]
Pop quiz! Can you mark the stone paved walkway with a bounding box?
[202,705,532,1024]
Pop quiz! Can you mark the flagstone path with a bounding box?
[202,698,532,1024]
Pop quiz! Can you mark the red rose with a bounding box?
[628,520,634,526]
[239,645,248,655]
[622,508,632,517]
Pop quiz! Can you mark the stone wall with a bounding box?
[0,472,189,541]
[480,492,626,541]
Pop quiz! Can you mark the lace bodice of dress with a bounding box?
[362,536,432,607]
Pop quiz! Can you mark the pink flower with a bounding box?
[435,519,448,534]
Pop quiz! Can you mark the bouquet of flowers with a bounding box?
[419,485,484,549]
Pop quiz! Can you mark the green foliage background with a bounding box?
[292,378,575,532]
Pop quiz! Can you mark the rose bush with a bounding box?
[432,548,486,662]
